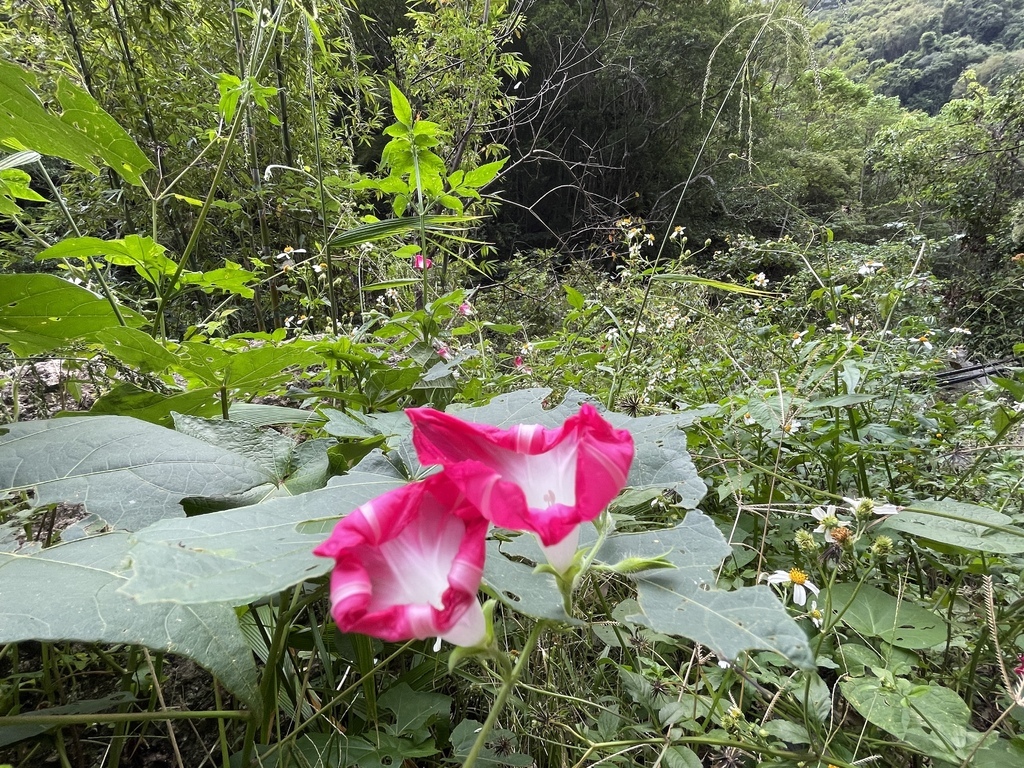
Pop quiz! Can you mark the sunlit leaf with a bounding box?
[0,274,142,356]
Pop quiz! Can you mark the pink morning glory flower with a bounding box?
[412,253,433,270]
[313,473,488,646]
[407,404,634,571]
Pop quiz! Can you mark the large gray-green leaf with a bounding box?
[605,412,709,508]
[172,415,333,506]
[174,414,294,482]
[0,533,259,713]
[620,513,812,667]
[122,470,405,605]
[448,388,592,428]
[880,499,1024,555]
[483,538,573,623]
[0,416,272,531]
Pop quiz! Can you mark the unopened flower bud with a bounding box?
[795,529,820,554]
[600,554,676,574]
[871,535,894,557]
[846,496,875,520]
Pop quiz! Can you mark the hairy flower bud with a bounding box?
[795,529,820,554]
[870,535,895,557]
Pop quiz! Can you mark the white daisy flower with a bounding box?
[763,568,819,606]
[810,505,851,543]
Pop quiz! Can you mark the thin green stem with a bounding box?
[461,621,549,768]
[153,98,249,336]
[213,680,232,768]
[304,15,338,335]
[0,710,249,727]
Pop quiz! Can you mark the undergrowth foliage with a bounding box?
[2,3,1024,768]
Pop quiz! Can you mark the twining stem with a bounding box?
[462,620,549,768]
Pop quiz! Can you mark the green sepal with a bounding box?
[595,553,677,574]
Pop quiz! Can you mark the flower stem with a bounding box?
[461,620,548,768]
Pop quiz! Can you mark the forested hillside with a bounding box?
[818,0,1024,112]
[2,2,1024,768]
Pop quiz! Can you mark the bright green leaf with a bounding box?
[87,383,221,427]
[0,274,141,356]
[89,326,177,373]
[55,76,153,185]
[881,499,1024,554]
[389,81,413,128]
[828,583,946,649]
[462,158,507,188]
[0,61,152,183]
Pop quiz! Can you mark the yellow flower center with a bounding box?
[788,568,808,585]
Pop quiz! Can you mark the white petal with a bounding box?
[440,599,486,647]
[540,527,580,573]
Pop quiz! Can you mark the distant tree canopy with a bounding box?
[817,0,1024,113]
[872,72,1024,268]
